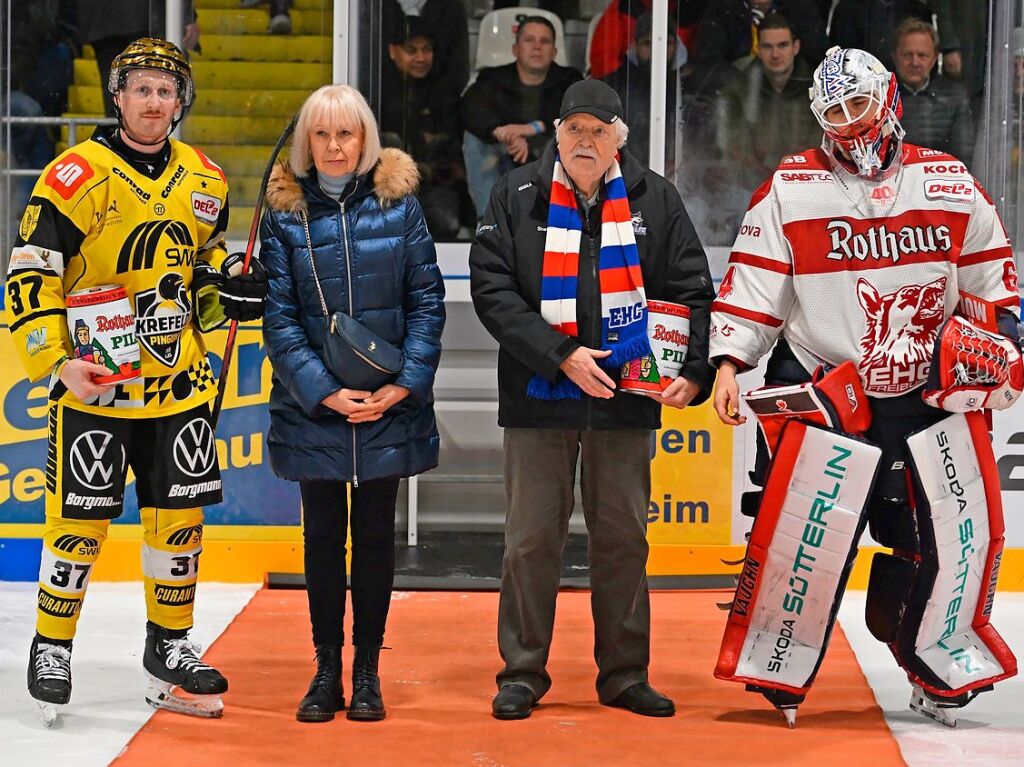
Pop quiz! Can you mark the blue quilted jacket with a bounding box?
[260,148,445,483]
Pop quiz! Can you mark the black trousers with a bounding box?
[299,478,400,648]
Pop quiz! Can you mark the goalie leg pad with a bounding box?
[891,412,1018,700]
[715,420,883,697]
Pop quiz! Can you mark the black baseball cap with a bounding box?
[559,79,624,124]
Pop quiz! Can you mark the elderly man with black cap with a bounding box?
[470,79,715,720]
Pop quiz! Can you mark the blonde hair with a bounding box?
[289,84,381,178]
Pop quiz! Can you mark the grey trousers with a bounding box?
[496,427,653,703]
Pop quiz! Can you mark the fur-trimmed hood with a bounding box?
[265,147,420,215]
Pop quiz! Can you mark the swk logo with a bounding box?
[173,418,216,478]
[116,220,195,272]
[69,430,124,490]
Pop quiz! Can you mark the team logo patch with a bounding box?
[191,192,222,224]
[631,210,647,236]
[924,179,975,204]
[68,430,125,490]
[172,417,216,478]
[53,534,100,555]
[134,273,192,366]
[19,204,41,240]
[26,327,47,356]
[45,153,94,200]
[856,276,946,394]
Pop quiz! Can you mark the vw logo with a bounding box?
[69,430,124,490]
[172,418,216,478]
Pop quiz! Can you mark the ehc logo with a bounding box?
[69,430,124,490]
[173,418,216,478]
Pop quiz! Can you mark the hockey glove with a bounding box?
[923,315,1024,411]
[220,252,268,322]
[192,262,227,333]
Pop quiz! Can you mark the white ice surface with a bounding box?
[840,591,1024,766]
[0,582,259,767]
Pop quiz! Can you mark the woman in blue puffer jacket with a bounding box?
[260,84,444,724]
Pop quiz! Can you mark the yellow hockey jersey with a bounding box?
[6,129,230,418]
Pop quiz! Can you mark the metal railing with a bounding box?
[1,115,116,272]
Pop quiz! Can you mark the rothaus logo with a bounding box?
[825,219,952,263]
[173,418,216,478]
[69,430,124,490]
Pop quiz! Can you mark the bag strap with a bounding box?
[300,211,331,318]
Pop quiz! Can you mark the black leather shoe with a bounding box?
[605,682,676,717]
[491,684,537,720]
[347,645,386,721]
[296,645,344,723]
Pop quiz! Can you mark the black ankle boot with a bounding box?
[296,645,344,723]
[347,645,385,721]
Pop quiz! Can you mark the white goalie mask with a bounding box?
[809,47,905,178]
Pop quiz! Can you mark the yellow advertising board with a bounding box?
[648,400,733,546]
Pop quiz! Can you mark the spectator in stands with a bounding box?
[382,0,469,108]
[603,12,686,167]
[694,0,826,68]
[380,16,473,238]
[76,1,200,117]
[892,17,973,165]
[461,16,582,218]
[829,1,959,71]
[715,12,819,188]
[240,0,293,35]
[261,84,444,725]
[589,0,708,80]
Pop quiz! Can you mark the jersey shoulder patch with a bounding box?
[41,150,98,202]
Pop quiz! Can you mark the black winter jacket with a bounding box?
[469,141,715,430]
[460,63,582,161]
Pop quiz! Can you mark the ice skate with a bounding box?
[909,685,958,727]
[143,622,227,718]
[28,635,72,727]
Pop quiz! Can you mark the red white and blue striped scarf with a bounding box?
[528,152,650,400]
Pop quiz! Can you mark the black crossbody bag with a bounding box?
[300,212,403,391]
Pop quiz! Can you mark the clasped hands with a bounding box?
[320,384,410,423]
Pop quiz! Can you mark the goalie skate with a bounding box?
[143,622,227,719]
[909,685,958,728]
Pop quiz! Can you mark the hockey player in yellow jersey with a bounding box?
[5,38,267,725]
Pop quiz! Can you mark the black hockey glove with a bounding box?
[220,252,268,322]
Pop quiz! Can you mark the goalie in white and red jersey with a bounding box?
[709,46,1021,728]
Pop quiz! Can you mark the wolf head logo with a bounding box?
[856,276,946,372]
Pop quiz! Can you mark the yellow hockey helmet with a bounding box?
[108,37,194,108]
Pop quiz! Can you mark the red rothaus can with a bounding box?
[620,300,690,395]
[66,285,141,384]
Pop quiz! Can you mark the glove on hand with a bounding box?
[220,252,268,322]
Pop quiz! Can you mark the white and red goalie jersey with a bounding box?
[710,145,1020,397]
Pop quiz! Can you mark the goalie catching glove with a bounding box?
[922,315,1024,412]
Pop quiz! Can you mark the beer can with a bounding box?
[66,285,141,384]
[620,300,690,395]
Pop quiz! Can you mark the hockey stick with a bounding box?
[211,115,297,428]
